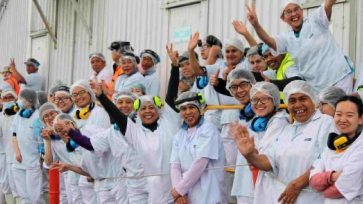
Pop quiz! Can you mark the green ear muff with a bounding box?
[197,92,206,105]
[134,98,141,111]
[74,103,95,120]
[153,96,163,108]
[175,92,206,110]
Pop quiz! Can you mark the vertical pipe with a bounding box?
[49,166,60,204]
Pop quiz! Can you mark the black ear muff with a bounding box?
[239,103,255,121]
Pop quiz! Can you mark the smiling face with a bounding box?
[43,109,59,127]
[116,98,134,116]
[139,102,159,125]
[335,101,363,137]
[225,45,244,67]
[71,87,92,108]
[248,55,267,72]
[122,59,137,76]
[55,93,73,113]
[180,61,196,78]
[287,93,315,123]
[230,79,252,105]
[251,92,275,117]
[263,51,285,70]
[281,3,304,32]
[180,104,201,128]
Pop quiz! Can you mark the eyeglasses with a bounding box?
[199,44,212,51]
[71,90,87,99]
[43,110,58,121]
[284,7,302,17]
[251,97,271,105]
[55,96,71,103]
[230,82,250,92]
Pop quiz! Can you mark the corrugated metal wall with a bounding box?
[357,0,363,69]
[0,0,29,77]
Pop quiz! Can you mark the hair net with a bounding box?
[19,89,37,108]
[246,45,262,57]
[55,86,71,97]
[140,49,160,65]
[1,89,17,99]
[121,52,139,65]
[89,52,106,62]
[250,82,281,110]
[130,83,147,95]
[113,90,137,103]
[319,87,346,108]
[137,95,162,115]
[39,102,60,124]
[226,69,256,95]
[70,80,97,103]
[53,113,78,133]
[48,80,65,95]
[225,38,245,54]
[283,80,317,104]
[37,91,48,109]
[280,0,302,16]
[179,51,199,65]
[175,91,205,113]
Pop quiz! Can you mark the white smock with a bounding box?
[144,71,161,96]
[90,126,148,204]
[271,3,353,93]
[125,104,182,204]
[114,71,145,93]
[252,111,291,204]
[20,72,44,91]
[310,132,363,204]
[354,62,363,98]
[90,67,113,86]
[170,119,226,204]
[265,110,336,204]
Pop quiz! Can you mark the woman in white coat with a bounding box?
[229,82,290,204]
[170,91,225,204]
[310,96,363,203]
[11,89,45,204]
[231,80,336,204]
[89,71,182,204]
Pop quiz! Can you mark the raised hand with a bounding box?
[10,58,16,68]
[89,74,102,96]
[246,2,259,26]
[40,127,51,141]
[209,69,220,87]
[166,44,179,66]
[229,123,255,157]
[232,21,249,36]
[188,32,199,51]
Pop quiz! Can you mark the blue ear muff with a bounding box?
[239,103,255,121]
[250,117,269,132]
[197,76,209,89]
[19,109,35,118]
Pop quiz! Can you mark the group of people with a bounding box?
[0,0,363,203]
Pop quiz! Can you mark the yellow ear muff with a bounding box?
[134,98,141,111]
[153,96,162,108]
[74,103,94,120]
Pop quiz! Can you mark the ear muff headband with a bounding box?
[19,109,35,118]
[327,132,361,153]
[74,103,95,120]
[174,93,205,108]
[250,117,269,132]
[134,96,163,111]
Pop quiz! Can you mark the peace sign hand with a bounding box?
[166,44,179,66]
[246,2,259,26]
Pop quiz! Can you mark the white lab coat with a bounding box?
[265,110,336,204]
[170,119,226,204]
[90,67,113,86]
[271,3,352,93]
[91,126,148,204]
[11,110,45,204]
[125,104,182,204]
[114,72,145,93]
[310,133,363,204]
[253,111,291,204]
[144,72,161,96]
[355,62,363,98]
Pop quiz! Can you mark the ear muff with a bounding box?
[133,96,163,112]
[153,96,163,108]
[74,103,95,120]
[327,132,354,153]
[174,92,205,110]
[19,109,35,118]
[134,98,141,111]
[197,76,209,89]
[196,92,205,105]
[5,103,19,116]
[239,103,255,121]
[250,117,269,132]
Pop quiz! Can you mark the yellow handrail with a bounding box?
[203,104,288,114]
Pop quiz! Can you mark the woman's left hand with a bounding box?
[278,181,302,204]
[176,195,189,204]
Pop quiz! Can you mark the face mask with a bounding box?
[3,101,15,109]
[17,100,25,109]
